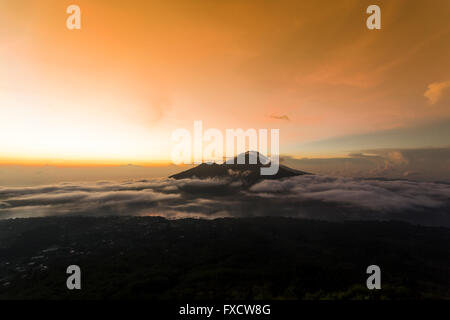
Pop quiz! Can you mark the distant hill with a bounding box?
[170,151,309,185]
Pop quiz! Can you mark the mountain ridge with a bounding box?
[170,151,310,185]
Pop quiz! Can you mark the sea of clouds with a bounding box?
[0,175,449,226]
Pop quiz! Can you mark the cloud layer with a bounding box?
[282,147,450,182]
[1,175,449,226]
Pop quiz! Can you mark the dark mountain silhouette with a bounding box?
[170,151,309,185]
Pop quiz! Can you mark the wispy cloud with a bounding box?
[268,114,290,121]
[425,80,450,105]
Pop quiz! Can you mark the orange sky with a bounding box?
[0,0,449,166]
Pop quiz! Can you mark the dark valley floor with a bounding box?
[0,216,449,299]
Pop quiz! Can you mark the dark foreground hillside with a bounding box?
[0,216,449,300]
